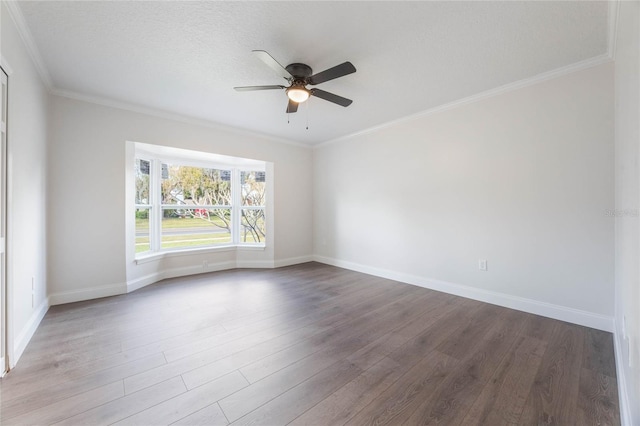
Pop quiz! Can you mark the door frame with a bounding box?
[1,62,11,376]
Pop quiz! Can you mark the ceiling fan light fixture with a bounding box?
[286,87,310,103]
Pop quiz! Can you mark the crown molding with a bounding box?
[1,55,14,76]
[2,0,303,148]
[6,0,616,150]
[3,1,53,90]
[315,54,613,150]
[51,88,310,149]
[607,0,620,60]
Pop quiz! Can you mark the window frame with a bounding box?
[134,150,266,259]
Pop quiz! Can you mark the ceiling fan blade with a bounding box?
[308,62,356,85]
[234,85,285,92]
[252,50,293,80]
[286,99,299,113]
[311,89,353,107]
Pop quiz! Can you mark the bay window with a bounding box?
[134,145,267,257]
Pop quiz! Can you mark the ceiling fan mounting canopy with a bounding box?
[234,50,356,113]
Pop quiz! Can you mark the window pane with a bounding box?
[135,208,150,253]
[241,171,266,206]
[135,159,150,204]
[161,208,231,249]
[241,209,266,243]
[161,164,231,206]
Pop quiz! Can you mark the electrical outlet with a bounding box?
[478,259,488,271]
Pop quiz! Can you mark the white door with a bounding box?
[1,68,7,375]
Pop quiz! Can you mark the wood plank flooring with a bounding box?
[0,262,620,425]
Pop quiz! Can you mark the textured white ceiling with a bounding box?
[18,1,609,145]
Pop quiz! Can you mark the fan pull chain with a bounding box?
[306,99,309,130]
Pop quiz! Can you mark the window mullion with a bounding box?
[232,168,242,245]
[151,159,162,252]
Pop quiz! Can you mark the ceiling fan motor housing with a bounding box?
[285,63,313,80]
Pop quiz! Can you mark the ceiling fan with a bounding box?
[234,50,356,113]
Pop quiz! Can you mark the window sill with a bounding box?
[135,244,266,265]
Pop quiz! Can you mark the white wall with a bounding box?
[314,63,615,330]
[48,96,313,303]
[1,2,49,365]
[613,2,640,424]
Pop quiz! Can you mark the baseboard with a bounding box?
[11,256,309,370]
[313,255,614,332]
[613,320,633,426]
[274,255,315,268]
[13,297,49,366]
[236,260,275,268]
[127,256,313,293]
[128,261,235,292]
[48,282,126,306]
[127,272,162,293]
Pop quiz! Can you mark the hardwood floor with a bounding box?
[0,262,620,425]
